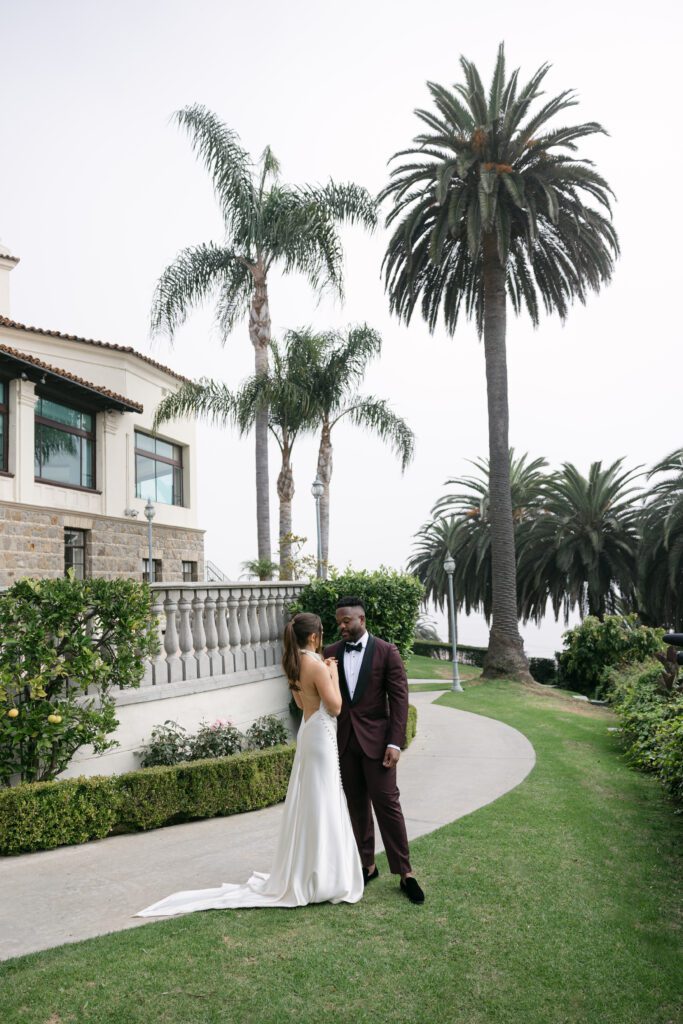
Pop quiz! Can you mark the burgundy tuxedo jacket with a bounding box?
[323,635,409,759]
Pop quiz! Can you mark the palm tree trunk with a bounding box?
[277,440,295,581]
[249,270,272,576]
[316,419,333,578]
[481,233,532,682]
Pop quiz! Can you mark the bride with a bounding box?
[136,612,363,916]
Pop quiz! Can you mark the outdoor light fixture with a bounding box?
[311,477,324,579]
[443,553,463,693]
[144,498,156,583]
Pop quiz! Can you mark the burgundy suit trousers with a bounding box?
[340,728,412,876]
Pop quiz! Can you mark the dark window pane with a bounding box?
[36,424,82,486]
[65,529,86,580]
[82,437,94,489]
[135,431,156,453]
[173,466,183,505]
[0,381,5,404]
[142,558,162,583]
[0,413,5,470]
[38,398,91,432]
[182,561,198,582]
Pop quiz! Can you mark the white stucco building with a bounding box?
[0,243,204,585]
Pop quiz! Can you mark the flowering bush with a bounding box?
[189,719,244,760]
[0,576,158,786]
[246,714,289,750]
[139,721,193,768]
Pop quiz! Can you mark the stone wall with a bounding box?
[0,500,204,586]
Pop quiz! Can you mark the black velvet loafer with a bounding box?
[400,876,425,904]
[363,866,379,886]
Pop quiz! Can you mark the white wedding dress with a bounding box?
[136,652,363,916]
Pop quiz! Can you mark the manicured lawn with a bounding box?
[1,682,681,1024]
[405,651,480,681]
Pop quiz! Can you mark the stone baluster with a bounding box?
[163,589,182,683]
[150,588,167,685]
[204,589,222,676]
[267,590,280,665]
[248,587,262,667]
[257,588,271,665]
[238,589,254,670]
[178,589,196,680]
[228,590,242,673]
[215,589,230,674]
[191,588,210,677]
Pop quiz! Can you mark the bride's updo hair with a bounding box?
[282,612,323,691]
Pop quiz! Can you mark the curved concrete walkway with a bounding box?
[0,690,535,961]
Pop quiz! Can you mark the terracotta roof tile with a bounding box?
[0,316,190,382]
[0,342,143,412]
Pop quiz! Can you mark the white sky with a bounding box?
[2,0,681,655]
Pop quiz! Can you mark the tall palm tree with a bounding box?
[381,45,619,680]
[153,336,314,581]
[285,326,415,575]
[409,451,549,622]
[640,450,683,628]
[518,460,642,623]
[151,105,377,572]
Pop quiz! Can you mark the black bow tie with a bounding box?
[345,642,363,653]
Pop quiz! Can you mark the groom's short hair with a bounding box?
[336,595,366,612]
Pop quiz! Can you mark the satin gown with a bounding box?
[136,659,363,916]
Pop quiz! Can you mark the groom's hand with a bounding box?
[382,746,400,769]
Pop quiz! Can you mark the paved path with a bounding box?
[0,689,535,961]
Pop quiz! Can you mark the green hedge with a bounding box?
[291,569,423,660]
[411,640,487,666]
[608,661,683,804]
[403,704,418,749]
[0,745,295,856]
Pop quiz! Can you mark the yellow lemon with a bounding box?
[7,708,19,719]
[47,714,62,724]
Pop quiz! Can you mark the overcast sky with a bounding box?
[2,0,681,654]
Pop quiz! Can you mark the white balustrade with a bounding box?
[143,582,303,686]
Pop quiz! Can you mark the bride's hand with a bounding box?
[324,657,339,681]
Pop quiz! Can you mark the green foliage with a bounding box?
[291,568,424,659]
[0,746,296,854]
[139,720,193,768]
[559,615,663,696]
[0,577,159,786]
[190,720,244,760]
[0,775,121,855]
[403,704,418,749]
[528,657,558,684]
[608,661,683,802]
[246,715,290,750]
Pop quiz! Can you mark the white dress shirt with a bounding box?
[342,632,400,752]
[342,631,369,699]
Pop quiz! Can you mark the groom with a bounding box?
[324,596,425,904]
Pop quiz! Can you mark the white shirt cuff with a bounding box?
[387,744,401,751]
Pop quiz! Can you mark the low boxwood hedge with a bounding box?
[0,744,296,856]
[403,704,418,749]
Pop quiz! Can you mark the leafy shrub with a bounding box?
[0,576,159,786]
[246,714,289,749]
[290,568,424,660]
[403,704,418,749]
[528,657,557,684]
[0,775,121,855]
[139,721,193,768]
[558,615,663,696]
[0,745,296,855]
[607,660,683,803]
[190,719,244,760]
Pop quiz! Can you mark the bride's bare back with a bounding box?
[293,651,342,721]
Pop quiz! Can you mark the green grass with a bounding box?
[405,652,480,681]
[1,681,681,1024]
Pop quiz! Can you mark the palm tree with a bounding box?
[285,326,415,575]
[640,450,683,628]
[153,336,314,581]
[409,451,549,623]
[151,105,377,572]
[518,460,642,623]
[381,45,619,680]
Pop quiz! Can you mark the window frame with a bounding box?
[34,394,97,491]
[64,527,88,580]
[0,378,8,473]
[182,560,198,583]
[142,558,163,584]
[134,431,184,507]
